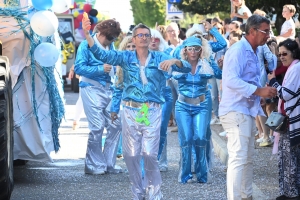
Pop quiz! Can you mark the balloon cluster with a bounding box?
[30,0,70,67]
[72,2,101,33]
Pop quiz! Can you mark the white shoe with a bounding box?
[219,131,227,137]
[256,137,264,143]
[210,116,220,125]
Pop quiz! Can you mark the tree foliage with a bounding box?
[246,0,300,33]
[130,0,166,27]
[176,0,300,33]
[176,0,231,15]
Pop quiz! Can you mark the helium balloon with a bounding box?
[73,10,79,18]
[74,18,80,29]
[30,11,58,37]
[83,4,92,13]
[89,9,98,17]
[34,43,59,67]
[51,0,69,13]
[32,0,53,10]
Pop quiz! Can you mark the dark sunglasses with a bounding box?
[278,52,288,57]
[134,33,151,39]
[106,35,118,41]
[126,44,136,49]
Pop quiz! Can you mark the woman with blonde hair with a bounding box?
[174,36,222,183]
[156,25,168,42]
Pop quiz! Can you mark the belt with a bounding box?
[81,77,110,89]
[122,100,160,108]
[178,94,205,105]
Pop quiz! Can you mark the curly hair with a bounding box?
[156,25,168,41]
[180,36,211,61]
[93,19,122,39]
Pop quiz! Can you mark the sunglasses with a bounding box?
[106,35,118,41]
[186,46,202,52]
[134,33,151,39]
[151,37,160,42]
[278,52,288,57]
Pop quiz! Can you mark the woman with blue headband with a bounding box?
[174,36,222,183]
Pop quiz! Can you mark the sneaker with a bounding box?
[107,165,125,173]
[219,131,227,137]
[256,137,264,143]
[187,178,196,183]
[259,139,273,147]
[85,167,105,175]
[210,116,220,125]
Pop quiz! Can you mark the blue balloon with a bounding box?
[34,42,59,67]
[32,0,53,10]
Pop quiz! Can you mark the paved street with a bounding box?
[10,90,278,200]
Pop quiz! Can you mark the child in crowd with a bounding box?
[277,4,296,42]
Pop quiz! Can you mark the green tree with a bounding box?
[177,0,299,34]
[246,0,299,33]
[176,0,231,15]
[130,0,166,27]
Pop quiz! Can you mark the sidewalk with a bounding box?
[211,124,279,200]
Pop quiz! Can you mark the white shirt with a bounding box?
[280,18,296,39]
[219,37,264,118]
[238,5,252,24]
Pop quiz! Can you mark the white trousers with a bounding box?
[220,112,256,200]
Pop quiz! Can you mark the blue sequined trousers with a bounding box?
[175,99,210,183]
[158,86,173,165]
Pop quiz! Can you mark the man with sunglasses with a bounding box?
[75,19,123,176]
[81,20,191,200]
[219,15,277,200]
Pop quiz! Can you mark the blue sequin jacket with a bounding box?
[174,56,222,98]
[74,38,115,88]
[88,44,192,113]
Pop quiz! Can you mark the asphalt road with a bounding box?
[10,90,278,200]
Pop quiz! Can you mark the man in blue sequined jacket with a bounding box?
[81,20,191,200]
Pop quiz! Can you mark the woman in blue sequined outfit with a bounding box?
[174,36,222,183]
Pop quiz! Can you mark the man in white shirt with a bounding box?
[219,15,277,200]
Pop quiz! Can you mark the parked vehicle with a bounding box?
[0,41,14,200]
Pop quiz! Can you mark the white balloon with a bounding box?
[51,0,69,14]
[34,43,60,67]
[30,11,58,37]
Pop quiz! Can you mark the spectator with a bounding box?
[219,15,277,200]
[156,25,168,42]
[224,18,232,39]
[268,38,300,200]
[228,30,243,47]
[230,0,252,24]
[277,4,296,42]
[229,20,241,32]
